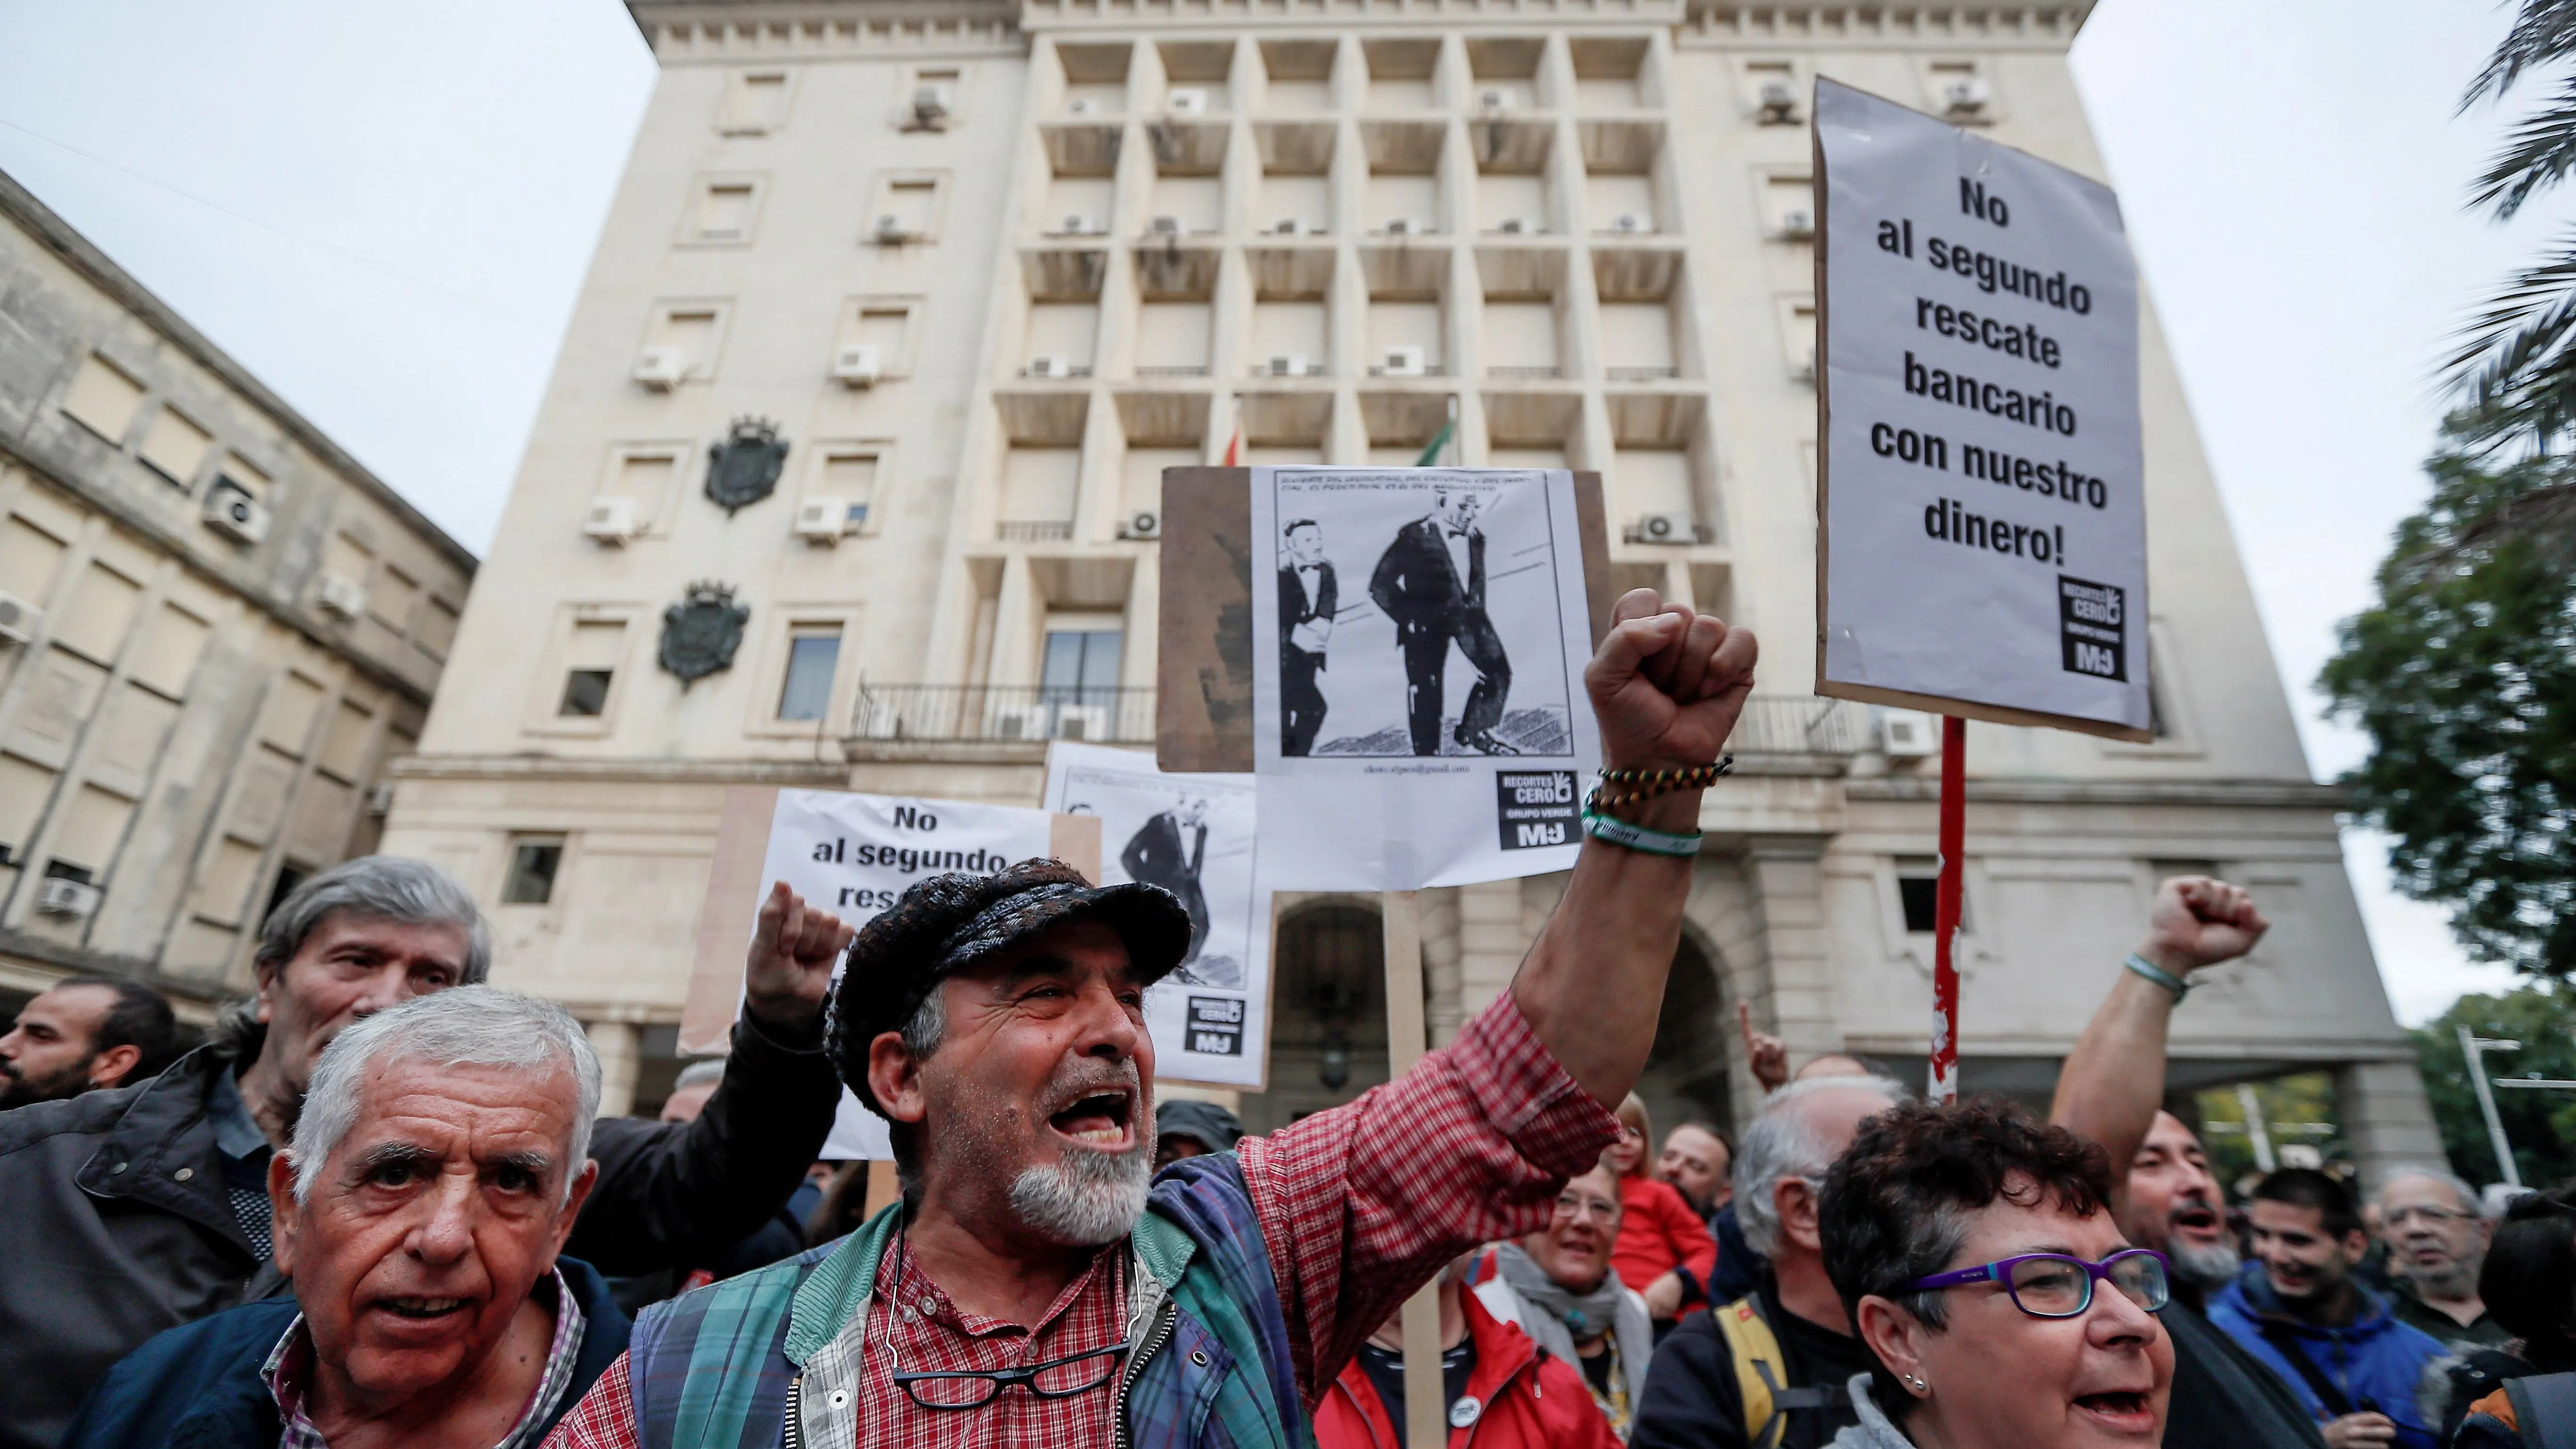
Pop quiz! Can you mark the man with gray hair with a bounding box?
[0,856,853,1449]
[2378,1167,2507,1351]
[63,988,631,1447]
[1632,1074,1907,1449]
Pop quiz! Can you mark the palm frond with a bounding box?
[2464,0,2576,111]
[2447,233,2576,451]
[2473,76,2576,217]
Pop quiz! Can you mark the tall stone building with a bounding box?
[386,0,2439,1173]
[0,171,474,1022]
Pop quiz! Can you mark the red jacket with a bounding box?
[1316,1288,1623,1449]
[1610,1174,1718,1298]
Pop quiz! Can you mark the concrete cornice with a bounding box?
[0,169,476,576]
[628,0,1021,57]
[1681,1,2091,48]
[0,929,234,1009]
[388,753,851,787]
[1023,0,1682,33]
[1843,776,2352,810]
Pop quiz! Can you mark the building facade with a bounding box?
[0,171,475,1023]
[386,0,2441,1174]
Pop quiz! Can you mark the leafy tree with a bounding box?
[2318,436,2576,975]
[2411,985,2576,1190]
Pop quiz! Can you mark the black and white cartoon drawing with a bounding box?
[1369,489,1515,756]
[1277,519,1337,757]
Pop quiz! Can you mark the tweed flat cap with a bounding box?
[825,857,1192,1114]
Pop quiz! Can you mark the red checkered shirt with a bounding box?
[547,993,1615,1448]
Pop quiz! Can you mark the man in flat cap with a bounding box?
[552,588,1757,1449]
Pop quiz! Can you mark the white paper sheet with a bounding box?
[1249,466,1601,890]
[1041,742,1270,1089]
[749,789,1059,1159]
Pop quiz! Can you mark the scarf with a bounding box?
[1492,1242,1653,1412]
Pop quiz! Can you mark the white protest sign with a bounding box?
[752,789,1061,1159]
[1249,466,1601,890]
[1815,77,2149,739]
[1041,741,1271,1089]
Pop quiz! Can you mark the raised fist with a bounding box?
[1584,590,1759,774]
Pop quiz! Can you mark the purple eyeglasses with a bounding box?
[1900,1248,2171,1319]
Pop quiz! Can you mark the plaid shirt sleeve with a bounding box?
[1237,991,1619,1405]
[541,1352,636,1449]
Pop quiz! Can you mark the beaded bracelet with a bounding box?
[1584,756,1735,812]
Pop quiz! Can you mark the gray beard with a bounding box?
[1009,1129,1154,1246]
[2168,1234,2242,1291]
[2410,1261,2478,1301]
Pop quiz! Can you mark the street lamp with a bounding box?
[2459,1026,2525,1190]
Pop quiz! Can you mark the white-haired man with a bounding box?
[550,589,1756,1448]
[1631,1073,1908,1449]
[63,988,627,1447]
[0,857,853,1449]
[2379,1168,2506,1352]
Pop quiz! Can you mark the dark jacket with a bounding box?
[2210,1266,2448,1449]
[60,1256,629,1448]
[1315,1286,1621,1449]
[1369,516,1486,632]
[1703,1202,1764,1308]
[0,1016,837,1449]
[2162,1295,2330,1449]
[1280,560,1338,651]
[1630,1275,1873,1449]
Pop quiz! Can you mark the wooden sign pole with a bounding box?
[1929,717,1966,1104]
[1381,890,1448,1449]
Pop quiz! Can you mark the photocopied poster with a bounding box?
[751,789,1063,1159]
[1250,466,1602,890]
[1814,76,2150,739]
[1041,742,1271,1089]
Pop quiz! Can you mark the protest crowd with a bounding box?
[0,592,2561,1449]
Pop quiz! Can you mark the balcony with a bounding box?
[1605,365,1678,382]
[851,684,1155,749]
[996,520,1075,542]
[1727,696,1866,757]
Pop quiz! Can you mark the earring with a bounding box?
[1904,1374,1930,1394]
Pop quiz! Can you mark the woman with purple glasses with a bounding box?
[1814,1099,2176,1449]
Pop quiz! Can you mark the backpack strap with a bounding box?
[2507,1373,2576,1449]
[1712,1295,1842,1448]
[2253,1322,2357,1420]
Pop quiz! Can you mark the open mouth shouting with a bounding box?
[2167,1201,2222,1242]
[1046,1088,1137,1152]
[2070,1388,2157,1434]
[376,1295,472,1321]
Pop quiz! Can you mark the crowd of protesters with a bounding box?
[8,592,2576,1449]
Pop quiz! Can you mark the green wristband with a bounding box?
[2123,952,2192,1003]
[1582,810,1703,858]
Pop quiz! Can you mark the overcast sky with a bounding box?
[0,0,2550,1023]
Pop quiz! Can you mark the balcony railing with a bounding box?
[1605,365,1679,382]
[849,685,1855,756]
[1134,364,1210,378]
[1487,365,1563,380]
[996,520,1074,542]
[852,684,1156,745]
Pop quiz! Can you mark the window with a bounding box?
[558,619,625,717]
[1895,857,1969,934]
[778,628,843,721]
[221,454,274,502]
[881,180,938,235]
[60,354,145,444]
[722,71,790,134]
[139,407,214,485]
[692,181,759,242]
[820,452,880,528]
[1041,628,1123,700]
[502,837,565,904]
[264,864,310,926]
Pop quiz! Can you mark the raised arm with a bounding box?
[2048,877,2269,1185]
[1515,590,1756,1105]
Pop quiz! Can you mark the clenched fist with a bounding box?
[742,882,857,1036]
[1585,589,1759,774]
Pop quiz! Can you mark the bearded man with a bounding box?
[2053,876,2330,1449]
[550,588,1758,1448]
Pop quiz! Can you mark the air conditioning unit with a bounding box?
[1496,216,1534,235]
[1377,345,1427,378]
[1118,509,1162,540]
[1941,77,1992,119]
[873,213,919,243]
[315,572,369,620]
[1270,217,1303,235]
[990,703,1052,741]
[1053,703,1111,741]
[1383,217,1424,237]
[1779,208,1815,239]
[795,496,855,543]
[910,86,951,128]
[1881,709,1940,757]
[1026,354,1076,379]
[1757,79,1798,121]
[1057,212,1103,236]
[1478,87,1516,111]
[633,346,687,390]
[202,481,271,546]
[1609,212,1650,234]
[36,877,101,919]
[1267,354,1312,378]
[1633,512,1695,544]
[1167,88,1209,115]
[1148,215,1185,237]
[583,496,639,544]
[365,782,396,818]
[1067,97,1097,116]
[0,589,40,646]
[831,343,883,386]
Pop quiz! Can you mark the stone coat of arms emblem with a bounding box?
[706,417,788,514]
[659,581,749,685]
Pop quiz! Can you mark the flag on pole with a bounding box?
[1223,401,1243,467]
[1414,418,1454,466]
